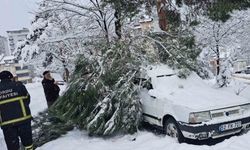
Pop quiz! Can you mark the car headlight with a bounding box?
[241,104,250,113]
[189,111,211,123]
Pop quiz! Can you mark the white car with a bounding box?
[139,65,250,142]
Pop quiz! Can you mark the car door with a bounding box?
[140,79,164,126]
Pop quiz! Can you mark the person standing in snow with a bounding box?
[42,71,60,108]
[0,71,33,150]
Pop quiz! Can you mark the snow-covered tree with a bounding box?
[17,0,145,75]
[17,0,144,136]
[32,110,73,149]
[194,9,250,87]
[207,0,250,22]
[53,41,143,136]
[102,0,142,39]
[17,0,114,75]
[26,0,237,141]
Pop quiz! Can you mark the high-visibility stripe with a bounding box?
[25,144,33,150]
[0,96,28,105]
[19,98,27,116]
[0,115,32,126]
[0,96,30,126]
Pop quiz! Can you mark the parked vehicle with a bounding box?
[139,65,250,142]
[246,66,250,70]
[245,69,250,74]
[235,66,250,74]
[235,70,250,74]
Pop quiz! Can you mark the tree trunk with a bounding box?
[156,0,168,31]
[146,0,153,16]
[114,9,122,39]
[216,43,220,75]
[103,21,110,44]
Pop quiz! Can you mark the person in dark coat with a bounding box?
[0,71,33,150]
[42,71,60,108]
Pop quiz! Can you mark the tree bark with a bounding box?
[114,9,122,39]
[216,43,220,75]
[156,0,168,31]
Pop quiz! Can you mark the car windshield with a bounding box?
[152,74,179,90]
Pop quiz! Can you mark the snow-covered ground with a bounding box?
[1,77,250,150]
[36,130,250,150]
[232,74,250,84]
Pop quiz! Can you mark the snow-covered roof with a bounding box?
[3,55,15,61]
[0,55,16,64]
[6,28,29,34]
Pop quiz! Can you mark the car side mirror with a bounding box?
[143,81,153,90]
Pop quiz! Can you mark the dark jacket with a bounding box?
[0,80,31,128]
[42,78,60,103]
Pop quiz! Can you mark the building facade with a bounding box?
[0,56,32,83]
[233,50,250,72]
[7,28,29,55]
[0,36,9,55]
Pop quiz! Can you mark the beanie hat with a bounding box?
[0,71,14,80]
[43,70,50,76]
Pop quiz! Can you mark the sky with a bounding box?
[0,0,39,36]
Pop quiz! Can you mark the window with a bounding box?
[23,66,29,69]
[16,66,29,70]
[16,66,22,70]
[17,73,30,77]
[245,70,250,74]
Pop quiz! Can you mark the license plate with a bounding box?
[219,121,242,132]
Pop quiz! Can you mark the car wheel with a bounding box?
[164,117,185,143]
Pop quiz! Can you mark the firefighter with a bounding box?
[0,71,33,150]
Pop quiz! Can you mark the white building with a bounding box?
[7,28,29,55]
[233,50,250,72]
[0,35,9,55]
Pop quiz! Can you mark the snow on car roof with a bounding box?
[146,65,250,111]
